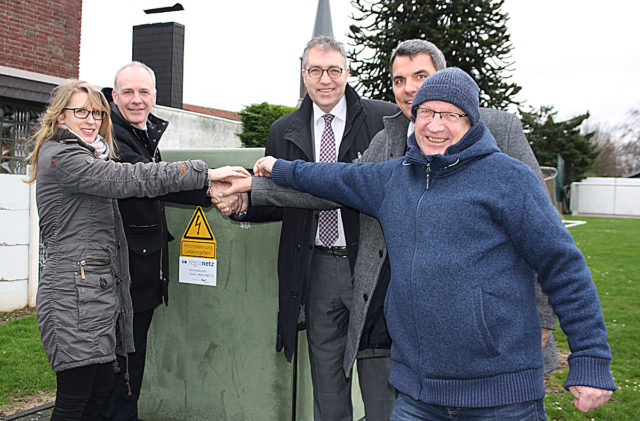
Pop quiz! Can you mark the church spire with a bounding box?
[312,0,333,37]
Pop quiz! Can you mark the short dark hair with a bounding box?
[389,39,447,76]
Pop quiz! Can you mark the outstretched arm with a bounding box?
[262,157,391,218]
[215,162,342,215]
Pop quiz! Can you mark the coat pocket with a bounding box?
[125,224,164,256]
[74,258,118,332]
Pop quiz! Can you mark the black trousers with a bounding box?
[100,308,154,421]
[51,362,115,421]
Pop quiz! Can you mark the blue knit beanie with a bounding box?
[411,67,480,126]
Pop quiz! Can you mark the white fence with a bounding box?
[570,177,640,217]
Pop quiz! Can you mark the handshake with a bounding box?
[206,157,277,216]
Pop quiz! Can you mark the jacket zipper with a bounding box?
[425,163,431,190]
[78,256,113,280]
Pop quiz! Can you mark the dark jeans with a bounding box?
[391,392,546,421]
[100,308,154,421]
[51,362,115,421]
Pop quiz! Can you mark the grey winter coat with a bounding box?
[36,129,208,372]
[250,109,558,376]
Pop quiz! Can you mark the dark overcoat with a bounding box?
[240,85,397,360]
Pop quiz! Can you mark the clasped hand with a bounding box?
[206,166,250,216]
[207,158,278,216]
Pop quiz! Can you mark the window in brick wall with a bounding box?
[1,100,43,175]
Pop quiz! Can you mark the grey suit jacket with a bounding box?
[250,109,558,376]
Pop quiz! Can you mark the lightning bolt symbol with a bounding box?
[195,216,202,236]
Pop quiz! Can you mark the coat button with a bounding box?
[143,249,147,254]
[99,278,108,289]
[296,244,302,252]
[363,293,368,302]
[378,250,383,258]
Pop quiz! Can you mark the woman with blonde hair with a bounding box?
[26,80,247,420]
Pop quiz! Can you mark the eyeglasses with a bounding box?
[63,108,106,120]
[416,108,468,123]
[304,66,345,79]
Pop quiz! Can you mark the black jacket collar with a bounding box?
[102,87,168,159]
[285,84,364,161]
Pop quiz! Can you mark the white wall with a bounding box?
[152,105,242,149]
[570,177,640,217]
[0,174,37,311]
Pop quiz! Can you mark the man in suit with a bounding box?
[234,36,398,421]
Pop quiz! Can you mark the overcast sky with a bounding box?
[80,0,640,128]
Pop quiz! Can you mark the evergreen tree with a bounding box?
[237,102,296,148]
[520,106,599,185]
[347,0,520,109]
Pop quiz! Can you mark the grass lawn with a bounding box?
[544,216,640,420]
[0,216,637,418]
[0,308,55,412]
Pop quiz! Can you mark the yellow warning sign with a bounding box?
[183,206,214,240]
[180,206,217,258]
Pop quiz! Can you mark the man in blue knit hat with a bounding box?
[253,67,616,419]
[219,43,559,415]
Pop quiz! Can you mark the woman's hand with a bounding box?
[208,166,250,182]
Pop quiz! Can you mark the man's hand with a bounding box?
[216,176,252,197]
[205,166,250,216]
[569,386,612,412]
[253,156,277,177]
[212,176,252,216]
[541,328,550,348]
[209,181,248,216]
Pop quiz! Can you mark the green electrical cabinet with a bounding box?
[137,149,366,420]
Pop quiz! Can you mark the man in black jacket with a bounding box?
[237,37,398,421]
[99,62,214,421]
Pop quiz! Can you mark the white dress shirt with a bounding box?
[312,96,347,247]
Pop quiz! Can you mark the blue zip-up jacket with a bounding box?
[271,121,615,407]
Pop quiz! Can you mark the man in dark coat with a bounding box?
[235,37,398,421]
[100,62,213,421]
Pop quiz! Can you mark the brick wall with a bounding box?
[0,0,82,79]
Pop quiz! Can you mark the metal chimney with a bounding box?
[132,22,185,108]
